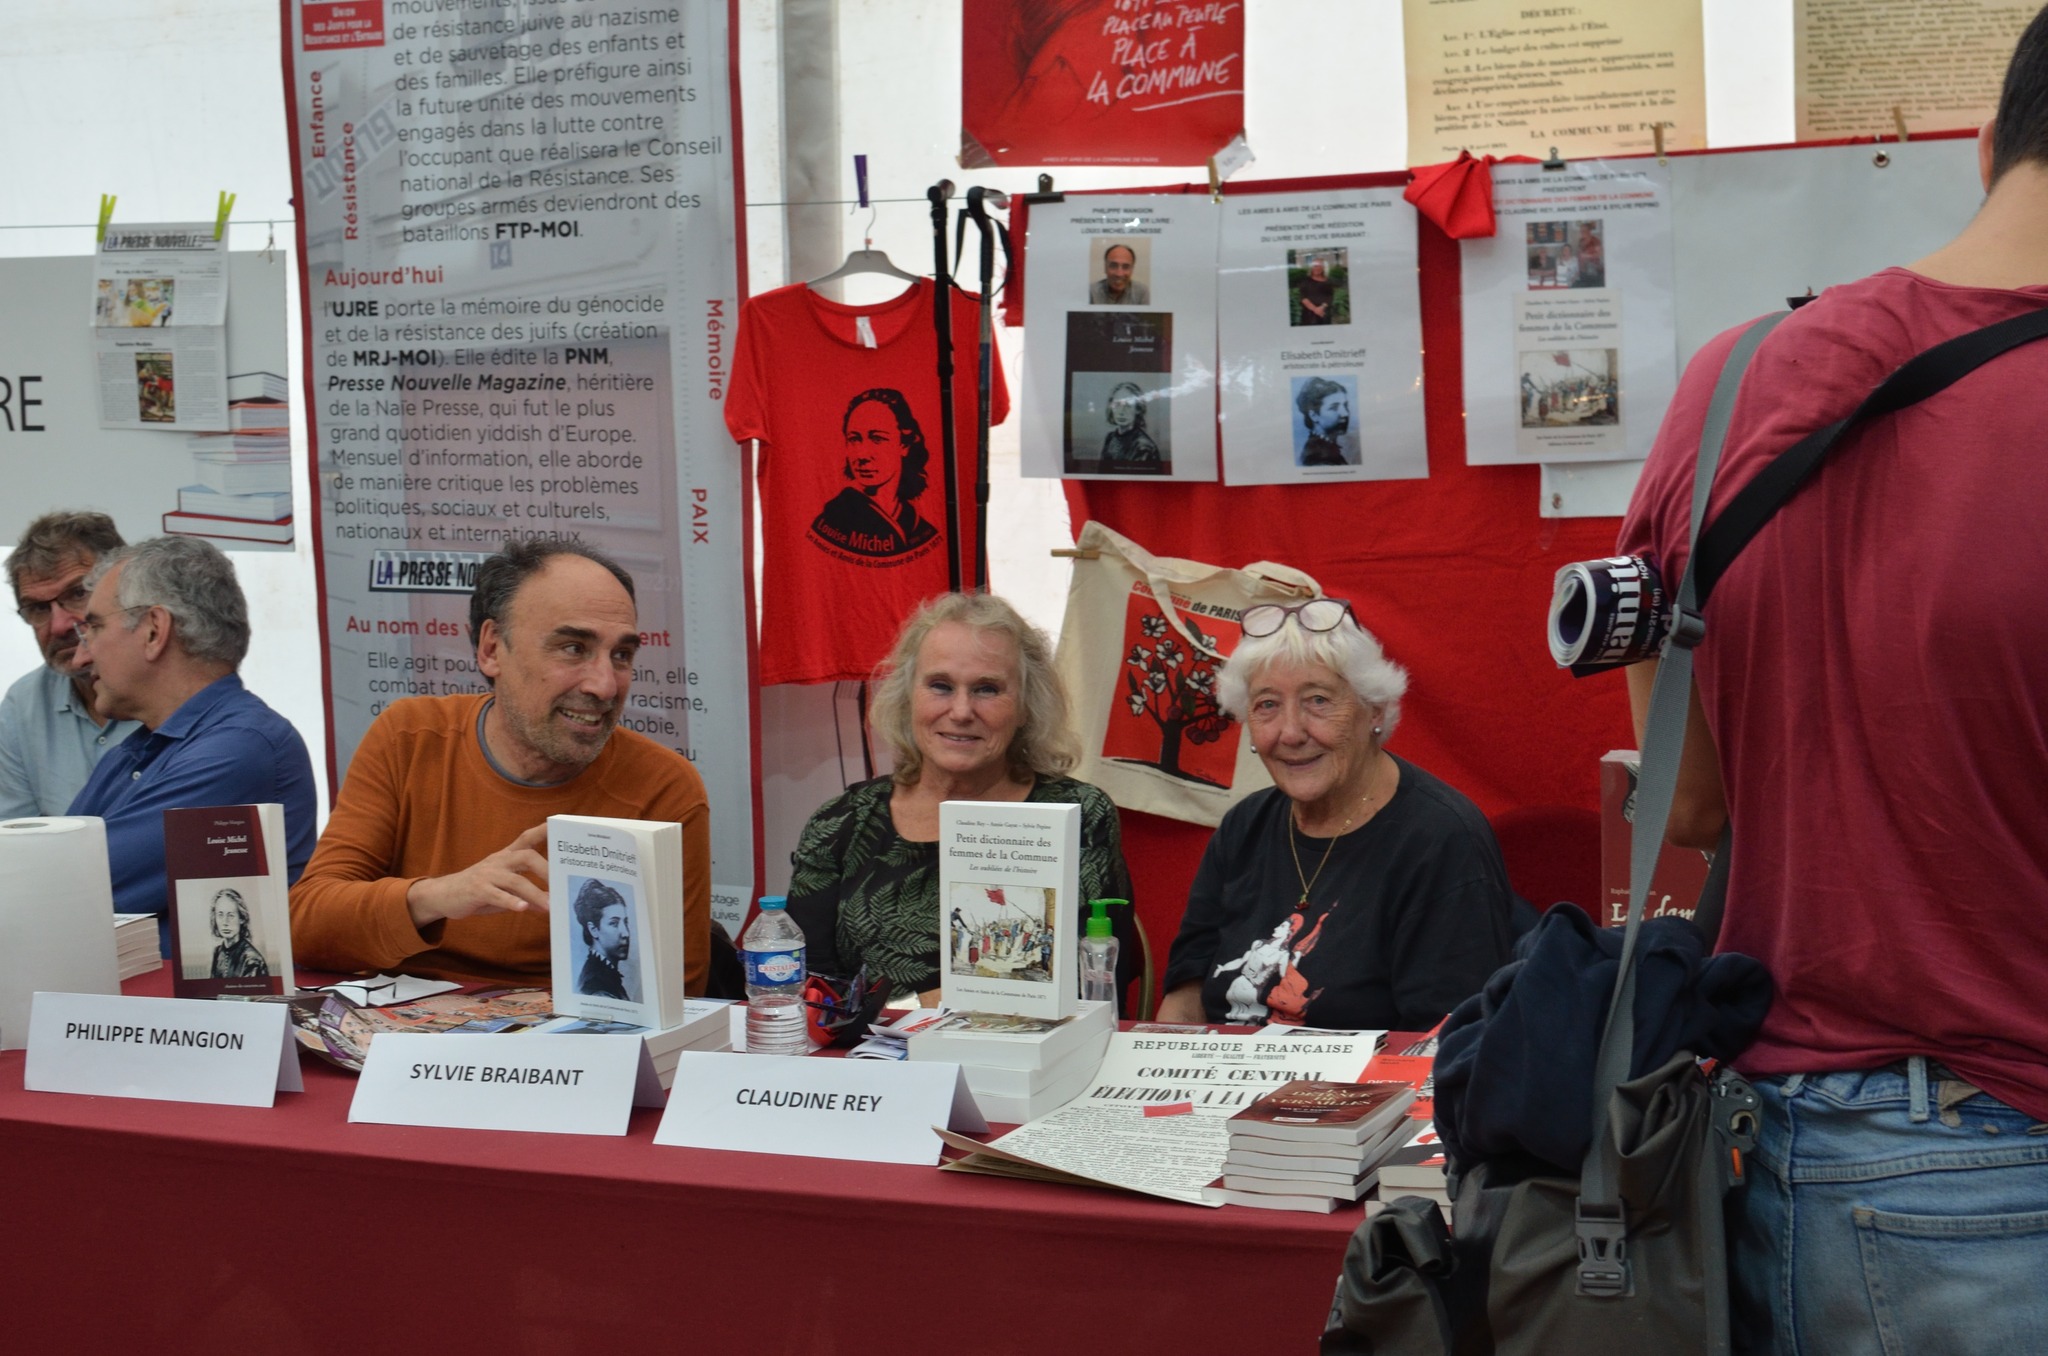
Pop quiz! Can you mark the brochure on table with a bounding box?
[940,1027,1381,1205]
[1217,187,1428,486]
[939,801,1080,1021]
[1460,159,1677,466]
[1021,195,1220,482]
[548,815,687,1031]
[92,221,229,431]
[164,803,292,1000]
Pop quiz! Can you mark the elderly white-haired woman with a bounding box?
[786,593,1135,1007]
[1155,598,1513,1029]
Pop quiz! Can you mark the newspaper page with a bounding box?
[1403,0,1706,164]
[93,222,230,430]
[941,1028,1380,1205]
[1216,187,1426,486]
[1019,195,1219,482]
[1796,0,2035,140]
[1460,158,1676,465]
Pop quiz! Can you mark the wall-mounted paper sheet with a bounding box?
[1402,0,1706,164]
[1461,160,1676,466]
[1021,195,1218,482]
[1217,188,1425,486]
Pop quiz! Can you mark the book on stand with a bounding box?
[938,799,1080,1021]
[162,803,294,998]
[547,814,687,1030]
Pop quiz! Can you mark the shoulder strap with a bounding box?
[1694,304,2048,608]
[1574,310,1784,1295]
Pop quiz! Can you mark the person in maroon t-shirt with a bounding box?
[1619,14,2048,1349]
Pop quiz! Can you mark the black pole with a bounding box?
[965,187,1005,592]
[927,180,961,593]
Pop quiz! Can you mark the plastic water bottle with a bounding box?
[1080,898,1122,1006]
[742,895,809,1055]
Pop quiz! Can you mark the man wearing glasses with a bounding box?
[0,512,143,818]
[69,536,317,941]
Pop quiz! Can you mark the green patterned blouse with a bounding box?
[785,775,1133,1001]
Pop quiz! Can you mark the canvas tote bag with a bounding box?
[1052,520,1323,827]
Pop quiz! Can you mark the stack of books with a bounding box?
[907,1000,1114,1122]
[645,998,735,1087]
[166,371,293,545]
[1376,1121,1450,1208]
[531,997,732,1090]
[1361,1028,1447,1208]
[112,912,161,980]
[1203,1079,1418,1213]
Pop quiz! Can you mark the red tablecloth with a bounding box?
[1,972,1363,1353]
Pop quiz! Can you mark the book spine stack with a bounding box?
[1361,1030,1446,1208]
[168,371,293,545]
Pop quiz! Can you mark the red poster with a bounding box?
[1099,581,1241,789]
[961,1,1245,168]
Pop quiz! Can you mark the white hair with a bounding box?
[1216,613,1409,737]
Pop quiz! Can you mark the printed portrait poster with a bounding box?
[1460,159,1677,465]
[1216,188,1427,486]
[1020,196,1218,481]
[961,0,1245,167]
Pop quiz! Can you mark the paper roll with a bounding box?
[0,816,120,1050]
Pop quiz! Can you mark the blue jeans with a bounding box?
[1734,1059,2048,1355]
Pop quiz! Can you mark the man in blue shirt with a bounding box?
[0,512,143,818]
[69,536,317,948]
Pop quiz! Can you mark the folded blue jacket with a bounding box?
[1432,902,1772,1175]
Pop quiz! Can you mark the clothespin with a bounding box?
[1542,147,1567,170]
[96,194,116,244]
[1892,106,1910,143]
[215,191,237,240]
[852,154,869,209]
[1652,122,1668,166]
[1206,156,1222,202]
[1050,547,1101,559]
[262,220,277,263]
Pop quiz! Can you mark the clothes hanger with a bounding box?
[808,204,920,287]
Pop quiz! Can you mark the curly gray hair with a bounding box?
[1215,609,1409,737]
[869,592,1080,785]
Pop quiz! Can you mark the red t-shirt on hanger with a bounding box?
[726,278,1009,685]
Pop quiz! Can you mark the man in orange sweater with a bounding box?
[289,540,711,993]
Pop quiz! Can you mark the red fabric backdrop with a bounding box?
[1050,172,1635,959]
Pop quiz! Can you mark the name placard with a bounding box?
[24,991,301,1107]
[350,1032,643,1136]
[654,1052,989,1165]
